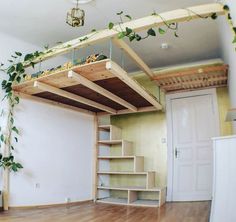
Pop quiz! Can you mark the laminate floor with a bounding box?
[0,201,210,222]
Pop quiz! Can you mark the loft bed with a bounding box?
[13,59,162,116]
[12,3,227,117]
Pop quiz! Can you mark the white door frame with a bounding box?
[166,88,220,201]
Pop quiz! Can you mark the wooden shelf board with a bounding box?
[97,171,152,175]
[97,197,128,205]
[98,125,111,131]
[98,140,123,145]
[98,156,138,159]
[97,186,162,192]
[131,199,159,207]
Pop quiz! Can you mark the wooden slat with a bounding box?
[113,39,154,78]
[68,70,137,111]
[33,81,117,114]
[22,3,225,67]
[153,65,228,81]
[106,61,162,110]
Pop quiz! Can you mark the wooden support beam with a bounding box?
[33,81,117,114]
[68,70,137,112]
[113,39,154,79]
[97,106,158,116]
[106,61,162,110]
[23,3,225,67]
[14,92,95,116]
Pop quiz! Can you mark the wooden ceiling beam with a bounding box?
[14,92,95,116]
[106,61,162,110]
[22,3,225,67]
[68,70,137,112]
[33,81,117,114]
[112,39,155,79]
[97,106,158,116]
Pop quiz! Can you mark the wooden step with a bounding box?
[97,186,163,192]
[98,140,133,156]
[98,156,144,172]
[98,125,122,140]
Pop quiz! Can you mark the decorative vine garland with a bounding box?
[0,4,235,172]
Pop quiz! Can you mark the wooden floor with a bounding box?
[0,201,210,222]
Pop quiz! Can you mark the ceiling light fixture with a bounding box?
[66,0,85,27]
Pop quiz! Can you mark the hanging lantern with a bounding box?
[66,0,85,27]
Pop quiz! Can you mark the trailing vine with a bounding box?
[0,4,235,173]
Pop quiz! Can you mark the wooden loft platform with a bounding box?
[13,59,162,116]
[153,63,228,93]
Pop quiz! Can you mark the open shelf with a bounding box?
[98,140,123,145]
[131,199,159,207]
[97,197,128,205]
[98,156,136,159]
[97,186,162,192]
[97,171,151,175]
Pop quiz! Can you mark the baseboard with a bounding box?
[9,199,93,210]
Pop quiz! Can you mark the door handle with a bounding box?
[175,147,180,158]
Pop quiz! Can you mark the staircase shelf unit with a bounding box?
[96,124,166,207]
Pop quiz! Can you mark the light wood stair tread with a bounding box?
[97,186,163,192]
[98,155,143,159]
[97,171,154,175]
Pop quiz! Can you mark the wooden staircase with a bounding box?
[95,124,166,207]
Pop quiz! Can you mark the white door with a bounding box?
[171,94,219,201]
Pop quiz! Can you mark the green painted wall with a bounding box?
[109,77,232,193]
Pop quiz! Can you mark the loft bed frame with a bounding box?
[2,3,229,210]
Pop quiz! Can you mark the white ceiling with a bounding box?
[0,0,221,71]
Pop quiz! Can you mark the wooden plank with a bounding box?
[14,92,95,116]
[97,106,158,116]
[22,3,225,67]
[93,115,99,201]
[110,125,122,140]
[33,81,117,114]
[146,172,155,189]
[134,156,144,172]
[128,191,138,204]
[106,61,162,110]
[159,188,166,207]
[68,70,137,112]
[113,39,154,78]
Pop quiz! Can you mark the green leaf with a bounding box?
[108,22,114,30]
[125,27,133,35]
[14,137,18,143]
[8,60,13,63]
[147,28,156,36]
[7,65,15,74]
[91,29,96,32]
[158,28,166,34]
[12,126,19,135]
[12,164,18,172]
[15,52,22,56]
[135,34,142,41]
[129,34,136,42]
[16,163,23,169]
[15,97,20,104]
[117,11,123,15]
[16,63,24,72]
[0,153,2,160]
[118,31,126,39]
[125,15,132,20]
[228,13,232,20]
[10,117,14,124]
[232,36,236,44]
[174,32,179,38]
[223,5,230,11]
[0,134,4,142]
[211,13,218,20]
[233,27,236,34]
[151,11,158,16]
[24,53,34,61]
[16,76,21,83]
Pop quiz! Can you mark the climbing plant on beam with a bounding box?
[0,4,235,173]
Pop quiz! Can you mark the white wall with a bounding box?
[218,0,236,132]
[0,32,94,206]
